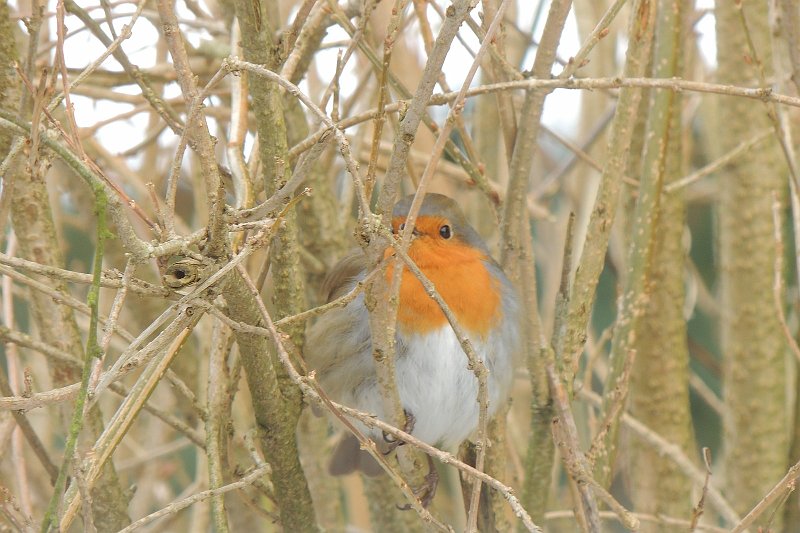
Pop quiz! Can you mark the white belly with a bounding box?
[350,326,510,449]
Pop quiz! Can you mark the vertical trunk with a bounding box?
[716,0,789,526]
[568,0,620,260]
[223,273,317,532]
[231,2,316,529]
[561,0,656,399]
[627,1,695,526]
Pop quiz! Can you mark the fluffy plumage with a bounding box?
[305,193,520,475]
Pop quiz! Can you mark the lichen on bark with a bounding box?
[716,0,789,527]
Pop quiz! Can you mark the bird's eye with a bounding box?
[439,225,452,239]
[399,223,406,232]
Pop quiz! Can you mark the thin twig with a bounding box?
[375,0,481,217]
[730,459,800,533]
[226,58,370,215]
[387,1,513,526]
[586,350,635,464]
[59,313,203,531]
[666,129,772,192]
[558,0,627,80]
[579,389,741,525]
[156,0,226,256]
[206,263,382,337]
[1,235,52,507]
[117,464,271,533]
[365,0,406,199]
[0,264,136,343]
[91,259,137,391]
[288,77,800,168]
[63,0,185,134]
[689,448,713,531]
[546,362,602,533]
[0,110,151,258]
[544,510,726,532]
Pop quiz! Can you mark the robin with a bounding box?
[305,193,520,503]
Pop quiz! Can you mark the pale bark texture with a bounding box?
[223,272,318,532]
[0,0,14,150]
[716,0,789,527]
[626,0,695,526]
[561,0,656,396]
[784,369,800,529]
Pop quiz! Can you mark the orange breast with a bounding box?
[385,238,502,338]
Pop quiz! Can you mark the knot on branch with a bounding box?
[162,256,214,290]
[356,212,384,248]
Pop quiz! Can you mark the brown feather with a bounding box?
[321,250,367,302]
[328,434,383,477]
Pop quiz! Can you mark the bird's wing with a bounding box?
[305,249,372,397]
[321,250,367,302]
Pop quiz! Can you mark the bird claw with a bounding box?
[382,410,416,452]
[397,455,439,510]
[378,410,439,508]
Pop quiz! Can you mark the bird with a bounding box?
[304,193,520,504]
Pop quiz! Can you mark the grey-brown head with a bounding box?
[391,193,490,255]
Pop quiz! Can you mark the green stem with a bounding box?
[559,0,656,388]
[40,188,108,532]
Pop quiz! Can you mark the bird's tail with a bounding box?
[329,433,383,477]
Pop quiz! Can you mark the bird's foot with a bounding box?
[382,410,415,453]
[398,454,439,510]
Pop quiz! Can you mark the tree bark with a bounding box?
[627,1,696,527]
[716,1,789,527]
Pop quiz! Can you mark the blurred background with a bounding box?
[0,0,798,532]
